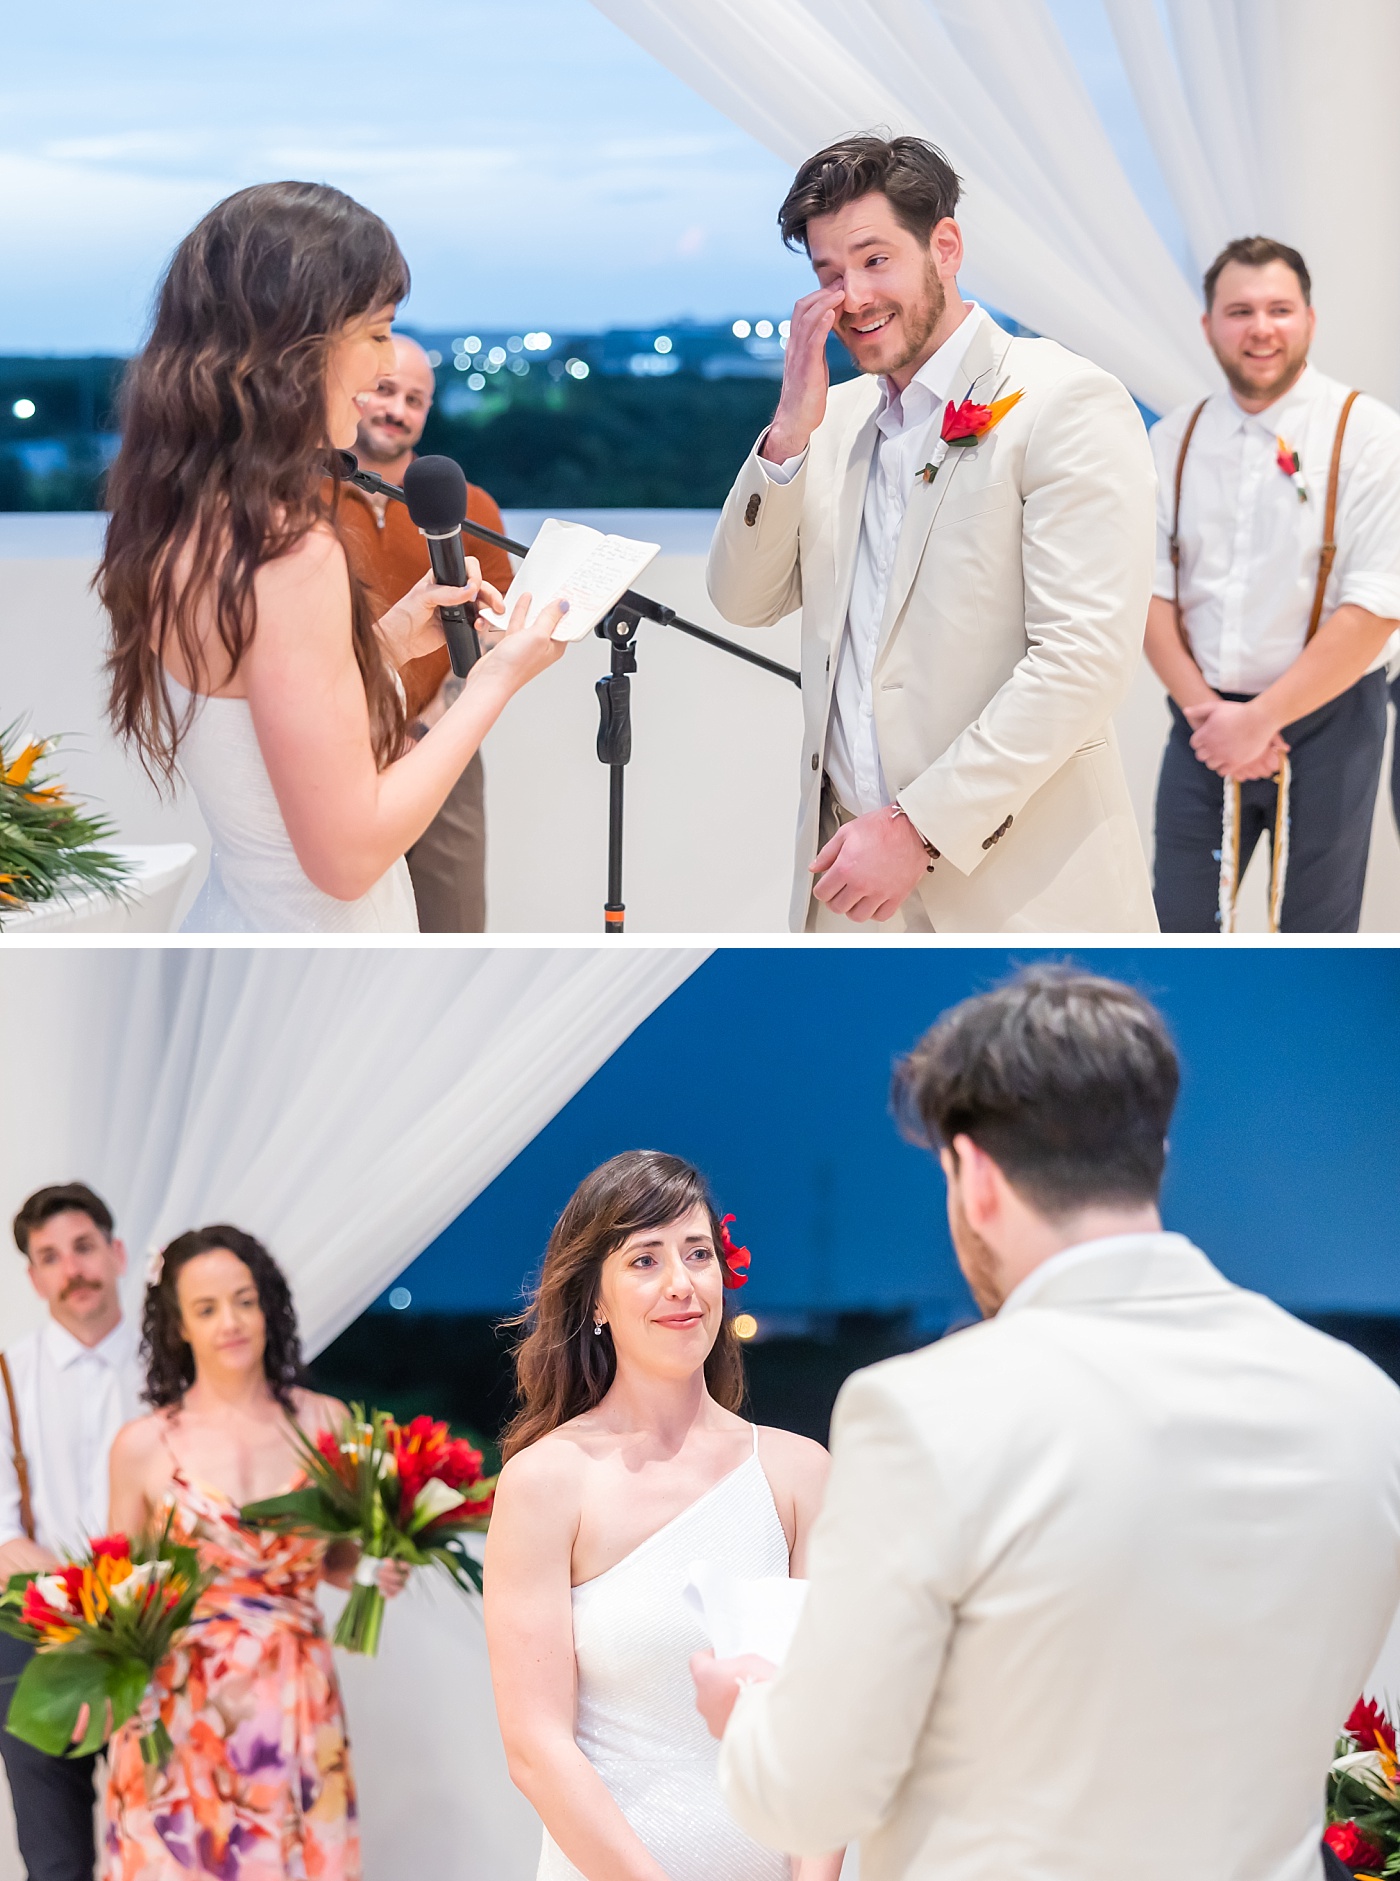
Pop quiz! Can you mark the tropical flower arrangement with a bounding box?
[240,1406,495,1656]
[1325,1695,1400,1875]
[0,723,132,925]
[0,1526,211,1767]
[919,386,1024,485]
[1276,435,1308,501]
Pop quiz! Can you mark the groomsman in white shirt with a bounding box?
[0,1183,143,1881]
[1145,236,1400,931]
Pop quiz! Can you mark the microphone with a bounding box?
[401,455,479,679]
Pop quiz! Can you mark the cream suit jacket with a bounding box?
[718,1235,1400,1881]
[707,319,1160,932]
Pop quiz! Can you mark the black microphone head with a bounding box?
[403,455,468,533]
[335,449,359,478]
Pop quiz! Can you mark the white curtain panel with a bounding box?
[593,0,1400,409]
[0,946,708,1353]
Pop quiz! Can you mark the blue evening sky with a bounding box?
[2,1,1183,353]
[382,949,1400,1326]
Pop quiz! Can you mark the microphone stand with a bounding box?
[338,455,801,935]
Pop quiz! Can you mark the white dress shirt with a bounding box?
[763,304,989,815]
[1150,363,1400,694]
[0,1317,144,1555]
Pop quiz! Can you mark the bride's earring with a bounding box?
[593,1320,604,1337]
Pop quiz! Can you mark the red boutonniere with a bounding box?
[920,388,1023,485]
[718,1214,751,1289]
[1276,435,1307,501]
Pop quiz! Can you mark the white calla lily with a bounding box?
[32,1573,74,1613]
[108,1559,172,1609]
[411,1478,467,1525]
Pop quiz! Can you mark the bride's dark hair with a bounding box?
[100,180,410,783]
[500,1151,746,1461]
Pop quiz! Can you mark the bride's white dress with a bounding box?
[538,1425,791,1881]
[168,676,418,933]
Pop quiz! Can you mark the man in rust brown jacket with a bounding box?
[337,333,513,930]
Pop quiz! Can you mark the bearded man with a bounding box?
[1145,237,1400,932]
[707,135,1158,933]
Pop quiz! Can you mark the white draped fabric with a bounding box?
[0,946,708,1351]
[590,0,1400,410]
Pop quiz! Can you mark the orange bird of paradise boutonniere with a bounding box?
[920,387,1023,485]
[1276,436,1307,501]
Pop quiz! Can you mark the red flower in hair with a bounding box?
[718,1215,751,1289]
[1324,1821,1385,1869]
[1345,1695,1397,1757]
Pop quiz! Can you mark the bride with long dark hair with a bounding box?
[485,1152,843,1881]
[101,180,567,932]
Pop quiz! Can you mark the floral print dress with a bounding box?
[103,1469,359,1881]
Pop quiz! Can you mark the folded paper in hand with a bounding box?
[478,518,660,643]
[682,1560,809,1663]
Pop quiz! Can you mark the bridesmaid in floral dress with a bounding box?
[104,1225,406,1880]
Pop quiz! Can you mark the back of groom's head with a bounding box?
[894,968,1179,1217]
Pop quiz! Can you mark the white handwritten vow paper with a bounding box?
[682,1560,809,1663]
[478,518,660,643]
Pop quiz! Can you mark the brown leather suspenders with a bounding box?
[1172,388,1362,657]
[0,1351,36,1542]
[1169,398,1209,655]
[1307,388,1362,642]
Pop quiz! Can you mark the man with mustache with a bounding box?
[337,333,514,931]
[1145,237,1400,932]
[0,1183,142,1881]
[707,135,1157,932]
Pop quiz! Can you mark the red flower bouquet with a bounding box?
[0,1525,210,1766]
[241,1405,495,1655]
[1326,1695,1400,1874]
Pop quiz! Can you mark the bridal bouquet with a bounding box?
[241,1406,495,1656]
[0,724,132,925]
[1325,1696,1400,1875]
[0,1526,210,1767]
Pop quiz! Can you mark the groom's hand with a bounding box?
[762,283,845,464]
[811,807,934,922]
[690,1649,777,1739]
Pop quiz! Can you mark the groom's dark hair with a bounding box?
[893,967,1179,1216]
[779,134,962,252]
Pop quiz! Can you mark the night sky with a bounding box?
[375,947,1400,1326]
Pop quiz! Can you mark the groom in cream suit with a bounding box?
[693,969,1400,1880]
[708,136,1158,932]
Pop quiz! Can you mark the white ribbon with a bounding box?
[353,1553,383,1587]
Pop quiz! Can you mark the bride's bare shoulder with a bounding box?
[494,1429,588,1532]
[754,1423,830,1493]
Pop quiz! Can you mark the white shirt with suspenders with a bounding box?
[1149,363,1400,928]
[0,1318,143,1559]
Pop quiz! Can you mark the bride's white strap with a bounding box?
[750,1422,760,1458]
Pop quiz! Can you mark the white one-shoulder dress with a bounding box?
[168,676,418,933]
[537,1425,792,1881]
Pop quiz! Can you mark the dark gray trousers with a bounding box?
[1152,671,1387,933]
[0,1633,97,1881]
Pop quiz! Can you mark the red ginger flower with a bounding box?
[942,398,992,442]
[89,1533,131,1562]
[719,1215,751,1289]
[1325,1821,1385,1869]
[1346,1696,1397,1758]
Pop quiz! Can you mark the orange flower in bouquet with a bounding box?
[0,1527,210,1766]
[241,1404,494,1655]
